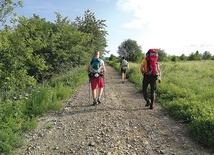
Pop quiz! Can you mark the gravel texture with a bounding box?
[15,64,212,155]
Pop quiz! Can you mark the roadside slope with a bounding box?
[15,64,212,155]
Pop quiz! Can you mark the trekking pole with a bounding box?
[89,78,91,104]
[103,76,106,104]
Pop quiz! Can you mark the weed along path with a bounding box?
[16,64,212,155]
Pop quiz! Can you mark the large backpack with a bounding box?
[121,59,128,70]
[89,57,103,77]
[91,57,101,72]
[146,49,159,76]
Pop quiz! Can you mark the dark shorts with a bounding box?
[121,68,127,74]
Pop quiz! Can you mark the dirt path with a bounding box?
[16,64,212,155]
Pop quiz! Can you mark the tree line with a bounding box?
[109,39,214,63]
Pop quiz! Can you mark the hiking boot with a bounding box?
[149,103,154,109]
[145,99,150,107]
[97,98,101,104]
[92,100,97,106]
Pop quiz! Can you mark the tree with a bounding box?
[171,56,179,62]
[179,54,188,61]
[156,48,167,61]
[75,9,108,55]
[15,14,93,81]
[188,51,202,60]
[0,0,23,26]
[117,39,143,62]
[109,54,117,62]
[0,26,37,100]
[202,51,212,60]
[54,12,70,27]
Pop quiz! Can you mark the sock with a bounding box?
[98,95,101,100]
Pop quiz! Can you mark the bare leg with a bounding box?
[98,87,103,98]
[92,89,96,100]
[122,73,125,83]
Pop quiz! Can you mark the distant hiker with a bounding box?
[140,49,161,109]
[120,56,129,83]
[88,50,106,106]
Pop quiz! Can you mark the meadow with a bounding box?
[108,60,214,149]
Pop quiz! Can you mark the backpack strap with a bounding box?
[147,59,151,73]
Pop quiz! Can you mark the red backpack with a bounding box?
[146,49,159,76]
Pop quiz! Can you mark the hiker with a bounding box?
[140,49,161,109]
[88,50,106,106]
[120,56,129,83]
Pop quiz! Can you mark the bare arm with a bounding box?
[140,64,145,75]
[102,61,106,74]
[157,64,162,83]
[140,59,146,75]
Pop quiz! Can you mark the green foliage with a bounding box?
[0,11,103,100]
[24,86,57,117]
[109,54,117,62]
[117,39,143,62]
[126,63,142,91]
[0,6,108,154]
[14,14,92,81]
[0,65,88,154]
[189,118,214,148]
[0,28,37,100]
[158,61,214,148]
[202,51,212,60]
[0,128,23,154]
[0,0,23,26]
[24,66,88,117]
[156,48,168,61]
[107,55,119,67]
[0,100,24,154]
[179,54,188,61]
[75,9,108,55]
[188,51,203,60]
[44,122,54,129]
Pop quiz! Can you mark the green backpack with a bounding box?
[89,58,103,77]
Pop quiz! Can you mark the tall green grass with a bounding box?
[0,66,88,154]
[108,60,214,149]
[158,61,214,148]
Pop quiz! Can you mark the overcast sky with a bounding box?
[15,0,214,57]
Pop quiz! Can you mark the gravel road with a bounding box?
[15,64,212,155]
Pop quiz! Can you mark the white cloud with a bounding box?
[116,0,214,55]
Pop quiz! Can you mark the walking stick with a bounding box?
[103,76,106,104]
[89,78,91,104]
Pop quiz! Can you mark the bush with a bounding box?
[0,65,88,154]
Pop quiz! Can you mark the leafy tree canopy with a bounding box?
[0,0,23,27]
[156,48,167,62]
[75,9,108,56]
[117,39,143,62]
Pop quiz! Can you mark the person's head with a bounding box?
[94,50,100,58]
[122,56,125,60]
